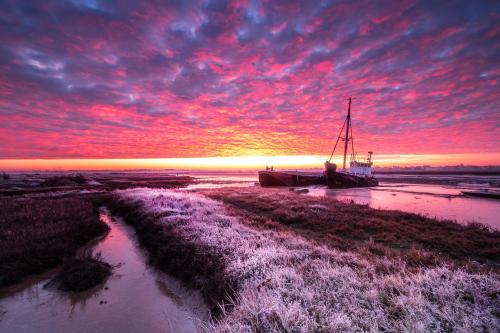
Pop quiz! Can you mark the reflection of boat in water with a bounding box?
[259,97,378,188]
[462,190,500,200]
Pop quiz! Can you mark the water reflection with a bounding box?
[185,172,500,230]
[0,209,209,333]
[185,173,256,190]
[306,183,500,229]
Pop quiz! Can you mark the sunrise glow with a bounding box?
[0,1,498,168]
[1,3,499,332]
[1,153,498,171]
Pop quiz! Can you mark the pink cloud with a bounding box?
[0,0,498,161]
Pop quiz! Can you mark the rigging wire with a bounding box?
[329,97,357,164]
[328,117,347,162]
[350,117,355,161]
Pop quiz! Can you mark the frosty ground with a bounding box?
[107,186,500,333]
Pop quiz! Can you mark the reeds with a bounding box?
[0,196,109,286]
[39,174,86,187]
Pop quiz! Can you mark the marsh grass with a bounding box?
[110,188,499,332]
[1,172,10,181]
[54,250,112,292]
[101,192,236,316]
[0,173,193,196]
[39,174,86,187]
[0,196,109,286]
[203,187,500,266]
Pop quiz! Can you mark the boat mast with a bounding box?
[342,97,352,170]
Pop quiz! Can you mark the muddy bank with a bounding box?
[0,196,109,287]
[107,188,500,332]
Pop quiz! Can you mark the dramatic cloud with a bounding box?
[0,0,498,159]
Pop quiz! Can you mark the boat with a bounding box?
[462,190,500,200]
[259,97,378,188]
[324,160,378,188]
[323,97,378,188]
[258,170,325,187]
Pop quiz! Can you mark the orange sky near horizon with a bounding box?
[0,2,499,164]
[1,153,499,171]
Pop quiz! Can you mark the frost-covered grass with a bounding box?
[114,188,500,332]
[204,187,500,266]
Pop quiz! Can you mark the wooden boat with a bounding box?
[258,97,379,189]
[258,170,324,187]
[324,162,378,188]
[324,98,378,188]
[462,190,500,199]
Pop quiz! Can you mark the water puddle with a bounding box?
[0,208,209,333]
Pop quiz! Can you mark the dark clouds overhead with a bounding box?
[0,0,499,159]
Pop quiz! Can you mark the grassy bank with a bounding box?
[101,191,237,316]
[203,187,500,267]
[0,196,109,287]
[109,187,500,332]
[0,173,193,196]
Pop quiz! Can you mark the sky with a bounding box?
[0,0,499,169]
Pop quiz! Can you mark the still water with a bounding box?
[306,183,500,230]
[184,172,500,230]
[0,209,209,333]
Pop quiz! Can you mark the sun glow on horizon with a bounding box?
[1,2,499,167]
[1,153,499,171]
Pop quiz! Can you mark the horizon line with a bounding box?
[1,153,500,171]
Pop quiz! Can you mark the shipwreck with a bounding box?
[259,97,379,188]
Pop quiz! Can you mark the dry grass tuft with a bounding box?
[54,250,112,292]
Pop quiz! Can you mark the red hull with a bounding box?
[325,170,378,188]
[258,170,378,188]
[258,171,325,187]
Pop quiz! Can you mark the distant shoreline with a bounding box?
[374,170,500,175]
[3,169,500,175]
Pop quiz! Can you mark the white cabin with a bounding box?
[349,160,372,176]
[348,152,374,177]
